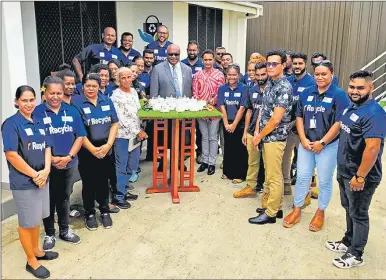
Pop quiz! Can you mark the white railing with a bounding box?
[360,51,386,101]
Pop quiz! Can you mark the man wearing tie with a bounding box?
[150,44,193,171]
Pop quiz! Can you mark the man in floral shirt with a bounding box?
[248,50,293,225]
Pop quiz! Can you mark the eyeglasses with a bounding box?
[216,53,224,56]
[158,32,168,35]
[312,59,331,66]
[266,62,281,68]
[168,53,180,57]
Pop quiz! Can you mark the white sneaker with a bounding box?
[332,252,364,269]
[326,240,348,253]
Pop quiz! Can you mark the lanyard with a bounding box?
[45,110,67,130]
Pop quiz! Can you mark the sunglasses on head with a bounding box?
[266,62,281,68]
[312,59,331,66]
[168,53,180,57]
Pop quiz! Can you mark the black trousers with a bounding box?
[256,152,265,187]
[223,122,248,180]
[43,164,78,236]
[195,120,202,155]
[337,174,378,257]
[78,149,111,216]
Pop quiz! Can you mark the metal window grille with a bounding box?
[34,1,116,83]
[188,4,222,54]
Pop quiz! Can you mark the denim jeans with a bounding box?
[294,140,339,210]
[337,174,378,257]
[113,138,140,201]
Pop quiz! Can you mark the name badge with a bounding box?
[253,92,258,99]
[83,107,91,114]
[39,129,45,135]
[298,87,305,92]
[140,82,146,87]
[234,92,241,98]
[43,117,51,124]
[195,67,202,71]
[154,49,159,54]
[350,113,359,122]
[112,54,117,59]
[99,52,105,58]
[307,96,314,102]
[62,116,73,122]
[323,97,333,103]
[224,92,229,97]
[25,128,33,136]
[309,118,317,129]
[101,105,110,111]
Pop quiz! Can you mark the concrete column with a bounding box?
[172,2,188,58]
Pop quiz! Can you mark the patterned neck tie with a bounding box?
[172,65,181,97]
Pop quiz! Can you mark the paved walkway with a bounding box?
[2,154,385,279]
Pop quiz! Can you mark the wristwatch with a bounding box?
[68,153,75,160]
[320,140,326,147]
[355,173,365,183]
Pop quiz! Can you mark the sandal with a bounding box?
[283,209,301,228]
[309,213,324,232]
[232,179,243,184]
[221,174,228,180]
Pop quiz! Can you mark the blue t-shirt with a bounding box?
[2,112,53,190]
[181,58,204,76]
[217,82,248,121]
[246,85,263,136]
[75,43,123,71]
[332,75,339,86]
[296,84,350,143]
[34,102,87,168]
[145,40,173,65]
[73,82,114,97]
[243,73,254,87]
[119,47,141,66]
[138,72,151,96]
[337,99,386,183]
[71,94,119,151]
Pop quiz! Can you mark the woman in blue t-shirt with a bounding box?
[2,86,56,278]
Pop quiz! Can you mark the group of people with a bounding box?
[2,24,385,278]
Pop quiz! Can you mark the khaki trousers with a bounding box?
[261,141,286,217]
[246,134,260,188]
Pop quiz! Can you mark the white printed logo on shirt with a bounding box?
[350,113,359,122]
[62,116,73,122]
[43,117,52,124]
[99,52,105,57]
[195,67,202,71]
[25,128,33,136]
[323,97,333,103]
[83,107,91,114]
[39,129,45,135]
[140,82,146,87]
[224,92,229,97]
[298,87,305,92]
[154,49,159,54]
[101,105,110,111]
[307,96,314,102]
[112,54,117,59]
[234,92,241,97]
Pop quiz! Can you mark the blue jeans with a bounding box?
[294,140,339,210]
[113,138,140,201]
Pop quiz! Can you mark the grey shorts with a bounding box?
[12,185,50,228]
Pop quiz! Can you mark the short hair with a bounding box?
[108,59,122,69]
[284,50,294,56]
[121,32,134,42]
[222,52,233,59]
[15,85,36,100]
[215,46,226,51]
[349,70,373,81]
[314,60,334,73]
[202,49,215,58]
[291,52,308,63]
[311,52,327,61]
[43,76,64,90]
[255,62,267,71]
[266,50,286,64]
[226,64,240,74]
[143,48,155,57]
[132,56,144,63]
[82,73,101,86]
[90,63,111,78]
[157,25,169,32]
[187,40,200,49]
[56,63,75,80]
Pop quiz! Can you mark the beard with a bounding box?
[188,54,197,60]
[350,92,371,105]
[294,68,306,76]
[257,78,268,86]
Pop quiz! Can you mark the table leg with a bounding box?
[170,119,180,203]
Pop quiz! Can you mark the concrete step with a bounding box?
[1,189,17,221]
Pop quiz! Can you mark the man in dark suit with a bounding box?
[150,44,193,171]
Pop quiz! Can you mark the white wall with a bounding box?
[172,2,188,58]
[116,2,174,54]
[1,2,28,186]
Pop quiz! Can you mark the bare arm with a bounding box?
[244,109,252,135]
[72,57,84,81]
[232,107,246,127]
[220,105,229,126]
[320,122,340,144]
[257,106,285,140]
[5,151,39,178]
[356,138,382,177]
[296,117,311,150]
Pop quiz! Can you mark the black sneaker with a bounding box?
[59,228,81,244]
[136,167,141,174]
[85,214,98,231]
[100,213,113,229]
[112,199,131,209]
[43,235,56,252]
[125,192,138,201]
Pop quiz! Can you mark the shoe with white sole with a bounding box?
[326,240,349,253]
[332,252,364,269]
[43,235,56,252]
